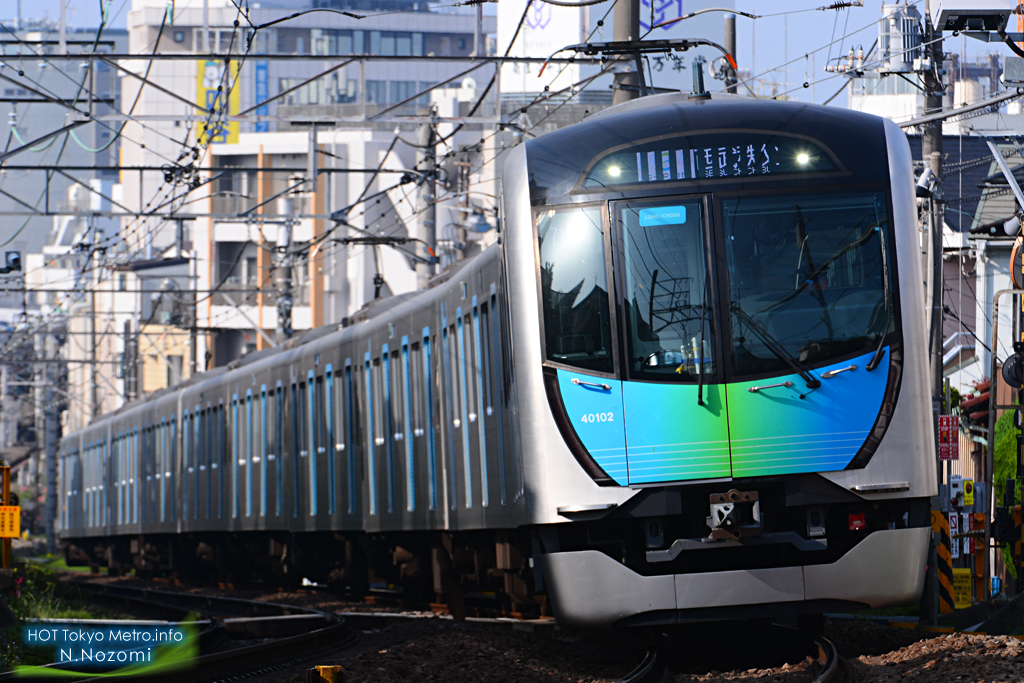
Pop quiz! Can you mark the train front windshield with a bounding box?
[722,192,892,378]
[539,192,894,382]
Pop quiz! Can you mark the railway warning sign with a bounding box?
[952,568,972,609]
[949,512,961,558]
[0,506,20,538]
[938,415,959,460]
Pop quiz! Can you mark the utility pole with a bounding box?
[274,194,295,343]
[415,116,437,289]
[33,333,44,497]
[922,0,945,620]
[612,0,641,105]
[43,331,59,552]
[89,219,100,422]
[724,14,738,94]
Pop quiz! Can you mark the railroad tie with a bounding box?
[930,510,955,614]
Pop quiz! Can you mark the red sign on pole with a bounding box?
[938,415,959,461]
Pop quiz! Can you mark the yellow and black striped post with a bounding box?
[931,510,955,614]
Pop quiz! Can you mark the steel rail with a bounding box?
[0,581,358,683]
[616,651,662,683]
[811,636,840,683]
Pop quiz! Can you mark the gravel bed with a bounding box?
[66,576,1024,682]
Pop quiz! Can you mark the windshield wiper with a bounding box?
[730,303,821,389]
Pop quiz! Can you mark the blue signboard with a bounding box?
[254,61,269,133]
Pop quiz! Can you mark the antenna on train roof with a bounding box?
[689,57,711,100]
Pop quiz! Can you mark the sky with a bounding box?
[14,0,1020,108]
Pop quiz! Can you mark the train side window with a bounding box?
[160,420,167,522]
[489,291,508,505]
[170,418,177,521]
[456,312,473,508]
[260,386,268,517]
[308,372,319,517]
[472,300,489,506]
[325,368,336,515]
[276,384,284,516]
[421,331,438,511]
[204,407,212,520]
[382,349,395,514]
[292,382,302,518]
[194,406,201,520]
[442,324,457,511]
[364,354,377,515]
[232,394,240,519]
[182,415,190,521]
[401,341,415,511]
[85,442,92,528]
[246,389,254,518]
[218,403,225,519]
[139,431,146,525]
[115,433,123,525]
[345,362,355,515]
[536,206,613,373]
[132,427,139,524]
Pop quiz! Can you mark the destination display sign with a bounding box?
[580,133,838,190]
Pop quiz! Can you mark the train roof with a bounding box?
[524,92,893,203]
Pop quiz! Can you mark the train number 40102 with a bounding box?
[580,412,614,423]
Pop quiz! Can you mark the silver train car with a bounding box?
[59,93,935,628]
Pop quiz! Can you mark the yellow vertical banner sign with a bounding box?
[197,60,241,145]
[0,506,20,538]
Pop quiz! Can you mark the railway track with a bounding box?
[17,576,848,683]
[625,627,844,683]
[0,581,358,683]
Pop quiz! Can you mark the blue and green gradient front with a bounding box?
[534,129,898,487]
[557,347,889,485]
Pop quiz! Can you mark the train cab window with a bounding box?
[722,192,892,377]
[537,206,613,373]
[620,200,715,381]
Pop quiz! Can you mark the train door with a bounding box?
[615,197,732,484]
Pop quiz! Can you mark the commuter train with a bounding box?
[60,92,936,628]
